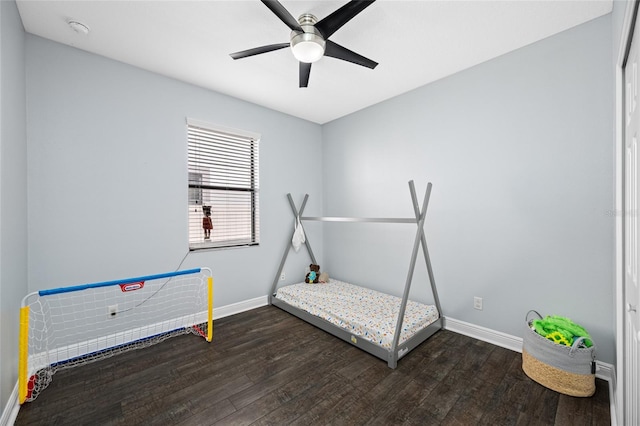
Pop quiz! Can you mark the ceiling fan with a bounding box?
[230,0,378,88]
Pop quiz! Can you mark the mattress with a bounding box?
[274,279,439,350]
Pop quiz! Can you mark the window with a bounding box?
[187,118,260,250]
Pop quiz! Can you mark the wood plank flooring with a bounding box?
[15,306,610,425]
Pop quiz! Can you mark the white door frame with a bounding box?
[616,2,639,425]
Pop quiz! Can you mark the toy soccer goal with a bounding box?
[18,267,213,404]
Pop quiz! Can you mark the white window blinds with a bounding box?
[187,119,260,250]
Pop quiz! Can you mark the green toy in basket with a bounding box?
[532,315,593,348]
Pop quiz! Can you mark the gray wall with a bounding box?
[322,15,615,363]
[612,1,630,59]
[0,0,27,414]
[25,35,323,308]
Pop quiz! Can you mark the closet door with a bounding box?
[624,9,640,424]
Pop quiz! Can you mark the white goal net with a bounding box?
[18,267,213,403]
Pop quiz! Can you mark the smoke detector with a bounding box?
[68,20,90,35]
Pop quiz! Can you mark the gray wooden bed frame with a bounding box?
[269,180,443,369]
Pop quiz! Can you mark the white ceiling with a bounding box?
[16,1,613,124]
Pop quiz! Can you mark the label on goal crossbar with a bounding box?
[119,281,145,292]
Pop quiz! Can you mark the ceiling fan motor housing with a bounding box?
[290,14,325,63]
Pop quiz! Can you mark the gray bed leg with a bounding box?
[390,181,431,356]
[270,193,319,304]
[288,194,317,265]
[409,182,443,317]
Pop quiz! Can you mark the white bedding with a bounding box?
[274,279,439,349]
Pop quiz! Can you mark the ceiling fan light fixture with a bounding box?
[290,14,325,63]
[229,2,378,87]
[290,31,325,63]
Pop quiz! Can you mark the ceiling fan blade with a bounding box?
[230,43,289,60]
[300,62,311,88]
[261,0,303,32]
[315,0,376,39]
[324,40,378,69]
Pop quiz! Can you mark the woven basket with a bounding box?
[521,310,596,397]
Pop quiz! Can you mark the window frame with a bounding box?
[186,118,260,251]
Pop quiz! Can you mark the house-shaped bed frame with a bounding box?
[269,180,443,368]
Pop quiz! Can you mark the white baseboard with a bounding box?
[444,316,617,426]
[596,362,618,426]
[1,382,19,426]
[594,360,618,426]
[444,316,523,353]
[214,295,268,319]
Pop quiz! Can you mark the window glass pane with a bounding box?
[188,172,203,205]
[187,120,259,250]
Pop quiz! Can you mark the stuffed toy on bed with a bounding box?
[305,264,320,284]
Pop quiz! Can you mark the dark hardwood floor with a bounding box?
[15,306,610,425]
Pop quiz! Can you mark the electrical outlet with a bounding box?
[473,297,483,310]
[280,272,286,281]
[108,304,118,318]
